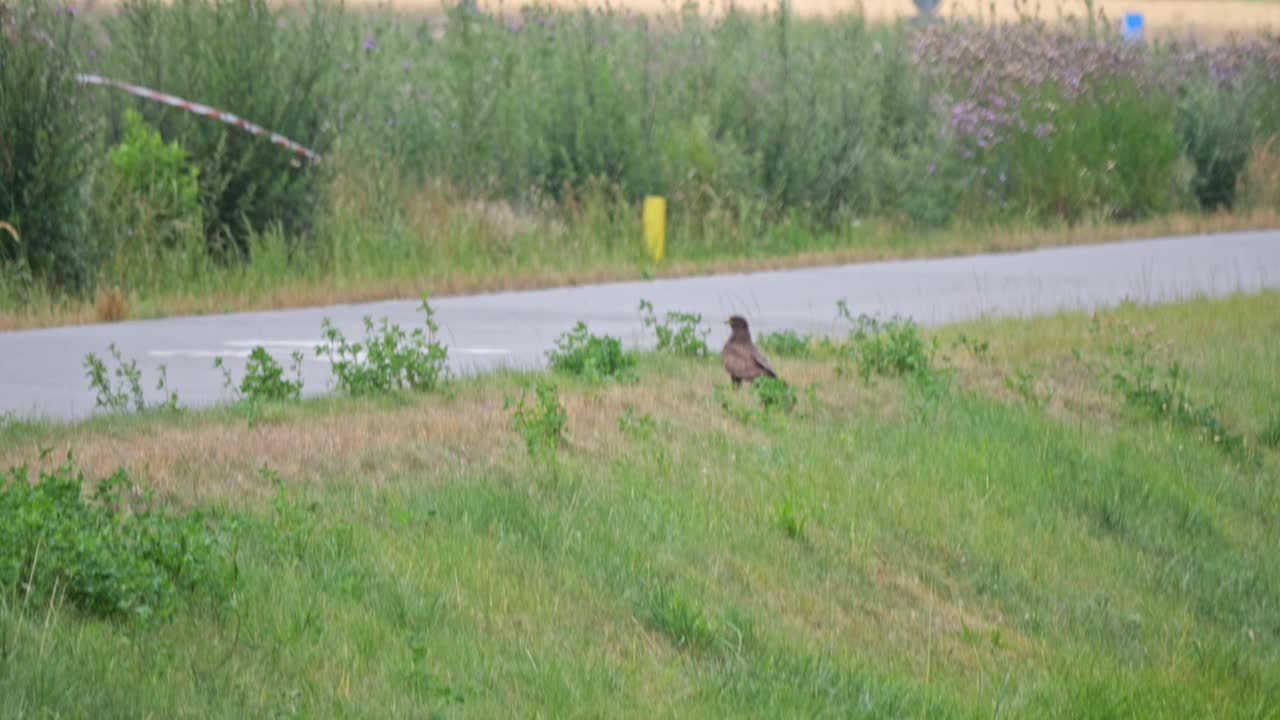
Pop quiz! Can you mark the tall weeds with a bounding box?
[2,0,1280,314]
[100,0,342,255]
[0,0,98,291]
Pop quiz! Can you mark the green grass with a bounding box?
[2,291,1278,717]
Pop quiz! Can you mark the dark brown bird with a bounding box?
[721,315,779,386]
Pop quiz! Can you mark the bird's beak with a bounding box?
[724,319,731,326]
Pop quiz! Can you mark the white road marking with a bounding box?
[225,339,509,355]
[148,344,512,361]
[224,339,325,349]
[149,349,253,359]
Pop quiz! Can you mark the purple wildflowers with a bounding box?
[912,22,1150,149]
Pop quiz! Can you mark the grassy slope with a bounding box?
[2,291,1278,717]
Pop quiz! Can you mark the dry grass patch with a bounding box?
[746,546,1035,688]
[0,388,514,506]
[866,557,1032,672]
[942,317,1119,423]
[1238,134,1280,213]
[7,292,1270,511]
[0,357,890,506]
[93,284,128,323]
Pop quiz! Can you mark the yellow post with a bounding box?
[642,195,666,263]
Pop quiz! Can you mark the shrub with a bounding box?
[84,345,144,412]
[0,0,97,289]
[316,293,448,396]
[215,346,303,403]
[95,109,204,279]
[506,378,568,454]
[638,300,711,358]
[990,80,1182,222]
[760,16,932,219]
[0,456,232,620]
[1112,359,1249,459]
[757,328,812,358]
[658,113,760,222]
[912,22,1189,222]
[1176,79,1255,210]
[1103,321,1250,460]
[84,343,179,413]
[1170,38,1280,210]
[751,376,797,413]
[838,304,936,383]
[546,322,636,383]
[100,0,341,254]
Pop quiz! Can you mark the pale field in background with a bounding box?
[80,0,1280,36]
[379,0,1277,37]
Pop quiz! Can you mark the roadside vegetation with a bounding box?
[2,290,1277,716]
[2,0,1280,329]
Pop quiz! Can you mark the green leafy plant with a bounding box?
[758,328,813,358]
[84,345,140,412]
[714,378,796,426]
[713,384,752,424]
[506,378,568,455]
[618,405,658,439]
[154,364,180,412]
[639,299,710,358]
[95,109,203,259]
[258,463,323,563]
[546,322,636,383]
[1112,359,1248,458]
[1177,78,1255,210]
[776,499,808,540]
[641,577,714,653]
[316,293,448,396]
[0,454,232,621]
[751,376,797,413]
[1101,318,1252,461]
[216,347,304,404]
[952,332,991,359]
[1004,367,1051,409]
[837,301,937,384]
[84,343,177,413]
[980,79,1181,223]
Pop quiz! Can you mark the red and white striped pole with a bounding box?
[76,73,322,165]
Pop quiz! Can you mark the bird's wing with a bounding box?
[750,345,778,378]
[721,343,760,379]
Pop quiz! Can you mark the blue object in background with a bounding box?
[914,0,941,16]
[1122,12,1145,42]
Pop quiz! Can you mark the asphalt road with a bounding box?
[2,229,1278,421]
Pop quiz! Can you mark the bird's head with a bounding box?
[726,315,749,331]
